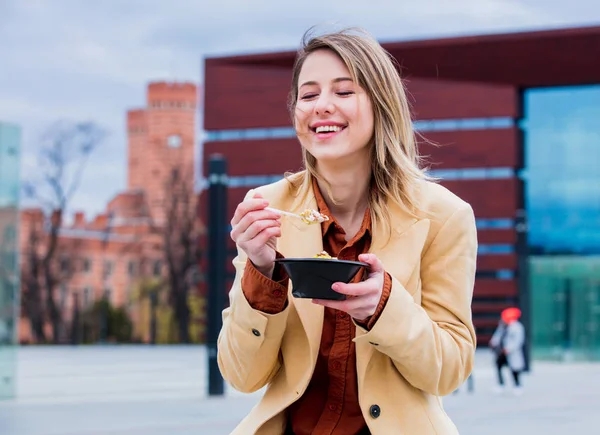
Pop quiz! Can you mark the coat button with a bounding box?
[252,329,261,337]
[369,404,381,419]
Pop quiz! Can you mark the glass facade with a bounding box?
[523,86,600,360]
[0,122,21,399]
[530,257,600,361]
[523,85,600,255]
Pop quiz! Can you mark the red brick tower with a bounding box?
[127,82,197,224]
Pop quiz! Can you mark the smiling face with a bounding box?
[294,49,374,166]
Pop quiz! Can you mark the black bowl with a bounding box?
[275,258,367,301]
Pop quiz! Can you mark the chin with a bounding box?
[309,149,345,162]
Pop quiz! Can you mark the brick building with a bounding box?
[19,81,199,343]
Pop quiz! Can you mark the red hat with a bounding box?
[501,307,521,324]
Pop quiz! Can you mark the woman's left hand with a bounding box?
[312,253,385,321]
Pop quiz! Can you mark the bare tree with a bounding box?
[21,121,105,343]
[20,216,46,341]
[162,167,202,343]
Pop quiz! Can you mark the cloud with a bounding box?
[0,0,598,216]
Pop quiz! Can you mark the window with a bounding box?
[60,284,68,308]
[104,288,112,304]
[189,265,204,284]
[83,287,92,307]
[103,260,113,278]
[128,261,136,278]
[1,226,17,271]
[82,258,91,273]
[126,287,134,309]
[2,226,16,243]
[167,134,182,148]
[170,168,181,183]
[153,260,162,277]
[60,257,71,274]
[523,85,600,254]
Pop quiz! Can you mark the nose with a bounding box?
[314,92,335,115]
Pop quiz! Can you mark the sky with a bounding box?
[0,0,599,219]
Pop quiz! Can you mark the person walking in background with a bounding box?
[490,307,526,396]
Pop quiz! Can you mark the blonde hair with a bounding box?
[286,27,433,241]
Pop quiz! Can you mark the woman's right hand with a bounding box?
[230,192,282,277]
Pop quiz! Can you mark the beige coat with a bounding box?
[218,176,478,434]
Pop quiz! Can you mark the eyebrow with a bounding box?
[299,77,353,88]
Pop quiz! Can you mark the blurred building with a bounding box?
[128,82,197,225]
[201,25,600,360]
[19,82,201,344]
[0,121,21,399]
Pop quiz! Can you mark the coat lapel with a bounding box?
[355,202,431,386]
[276,190,325,363]
[371,206,430,287]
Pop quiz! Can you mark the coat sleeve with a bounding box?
[216,193,290,394]
[489,325,503,349]
[354,204,478,396]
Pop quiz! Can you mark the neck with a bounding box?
[315,158,371,221]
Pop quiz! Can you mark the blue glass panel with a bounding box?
[269,127,296,138]
[476,219,514,229]
[523,85,600,254]
[487,168,514,179]
[488,118,514,128]
[0,122,20,399]
[245,128,268,139]
[428,167,514,180]
[479,244,514,255]
[428,169,461,179]
[497,270,515,280]
[414,117,514,132]
[220,130,243,141]
[204,131,218,141]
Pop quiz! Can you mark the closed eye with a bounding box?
[300,91,354,100]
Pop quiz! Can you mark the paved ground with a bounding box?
[0,345,598,434]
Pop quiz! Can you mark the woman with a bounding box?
[489,307,526,395]
[218,27,478,435]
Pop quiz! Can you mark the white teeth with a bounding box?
[315,125,342,133]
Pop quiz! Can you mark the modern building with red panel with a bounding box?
[201,26,600,357]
